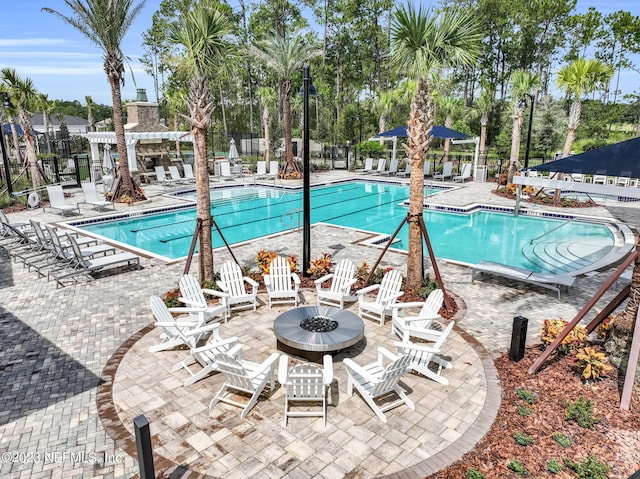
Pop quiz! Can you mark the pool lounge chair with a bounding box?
[79,182,115,211]
[254,161,267,179]
[470,261,575,299]
[44,185,80,217]
[423,161,432,177]
[154,166,179,188]
[379,158,399,176]
[182,163,197,183]
[433,162,453,181]
[372,158,387,175]
[168,165,190,185]
[453,163,472,182]
[355,157,374,174]
[397,161,411,178]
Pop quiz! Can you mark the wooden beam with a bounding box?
[620,307,640,411]
[585,285,630,333]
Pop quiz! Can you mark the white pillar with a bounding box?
[90,141,102,182]
[126,139,138,172]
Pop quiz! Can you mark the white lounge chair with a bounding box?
[266,160,279,179]
[168,165,189,184]
[217,260,259,312]
[79,182,115,211]
[344,347,414,423]
[219,161,241,181]
[356,269,404,325]
[182,163,197,182]
[264,256,301,307]
[372,158,387,175]
[453,163,472,182]
[397,161,411,178]
[154,166,178,188]
[391,288,444,342]
[254,161,267,179]
[355,157,374,174]
[423,161,432,177]
[315,258,357,308]
[393,322,454,385]
[278,354,333,426]
[44,185,80,216]
[209,347,280,419]
[178,274,229,324]
[379,158,399,176]
[433,162,453,181]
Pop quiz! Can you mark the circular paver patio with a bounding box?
[99,292,499,478]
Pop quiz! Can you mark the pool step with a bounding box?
[521,240,593,274]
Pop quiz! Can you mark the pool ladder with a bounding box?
[281,208,302,231]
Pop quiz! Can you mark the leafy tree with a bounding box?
[250,32,321,177]
[507,69,539,183]
[391,4,481,289]
[437,95,464,162]
[43,0,146,201]
[168,2,235,281]
[2,69,44,190]
[531,95,564,159]
[38,93,60,155]
[564,7,602,62]
[85,96,96,132]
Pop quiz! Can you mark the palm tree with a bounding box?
[251,33,320,178]
[38,93,59,155]
[257,86,277,163]
[168,3,234,281]
[85,95,96,132]
[43,0,146,201]
[437,95,463,162]
[557,58,614,158]
[2,69,43,190]
[507,70,539,184]
[475,86,493,161]
[164,88,188,158]
[391,4,481,289]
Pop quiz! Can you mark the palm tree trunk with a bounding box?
[282,79,299,176]
[263,107,270,163]
[479,114,488,162]
[507,110,522,184]
[406,78,433,289]
[555,99,581,202]
[109,77,136,199]
[9,120,23,164]
[194,124,214,280]
[19,111,41,190]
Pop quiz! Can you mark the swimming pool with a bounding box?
[72,181,621,274]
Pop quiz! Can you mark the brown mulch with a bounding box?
[429,346,640,478]
[492,188,599,208]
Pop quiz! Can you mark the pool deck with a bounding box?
[1,171,638,478]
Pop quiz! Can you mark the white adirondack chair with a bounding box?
[278,354,333,426]
[209,347,280,419]
[356,269,404,325]
[315,258,357,308]
[149,295,207,352]
[343,347,414,423]
[178,274,229,324]
[264,256,301,307]
[391,289,444,342]
[217,260,259,312]
[394,321,455,385]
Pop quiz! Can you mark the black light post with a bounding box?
[1,94,14,196]
[300,65,317,276]
[524,93,535,169]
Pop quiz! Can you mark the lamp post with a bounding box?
[300,65,317,276]
[1,93,14,195]
[523,93,535,169]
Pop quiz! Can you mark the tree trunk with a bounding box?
[443,115,453,162]
[9,120,23,164]
[174,116,182,157]
[19,111,41,190]
[405,78,433,289]
[263,106,270,162]
[555,99,581,202]
[282,79,299,177]
[109,76,136,199]
[194,123,214,280]
[479,114,488,162]
[620,252,640,324]
[507,109,523,184]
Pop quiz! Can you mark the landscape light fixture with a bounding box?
[300,65,317,276]
[1,93,14,195]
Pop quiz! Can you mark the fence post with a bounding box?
[133,414,155,479]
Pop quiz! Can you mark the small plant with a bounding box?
[563,455,611,479]
[552,432,573,448]
[541,319,588,353]
[507,459,528,475]
[517,404,532,417]
[517,388,536,404]
[355,261,370,281]
[307,252,333,279]
[255,249,278,274]
[547,458,563,474]
[465,468,485,479]
[371,266,393,285]
[565,396,599,429]
[594,315,613,340]
[417,274,440,299]
[513,431,534,446]
[574,346,613,381]
[163,288,181,308]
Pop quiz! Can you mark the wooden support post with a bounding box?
[212,219,240,267]
[364,215,407,286]
[620,307,640,411]
[184,218,202,275]
[416,213,452,311]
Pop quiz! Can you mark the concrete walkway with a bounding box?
[0,171,637,478]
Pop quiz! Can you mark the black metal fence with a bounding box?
[0,154,91,194]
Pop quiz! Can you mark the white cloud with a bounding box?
[0,38,72,47]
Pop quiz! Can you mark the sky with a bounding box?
[0,0,638,106]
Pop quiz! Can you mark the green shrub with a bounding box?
[563,455,611,479]
[465,468,485,479]
[0,194,12,209]
[565,397,599,429]
[552,432,573,448]
[517,405,532,417]
[507,459,527,475]
[547,458,563,474]
[418,274,440,299]
[517,388,537,404]
[513,431,533,446]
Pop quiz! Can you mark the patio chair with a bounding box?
[391,289,444,342]
[148,294,208,352]
[453,163,472,182]
[209,347,280,419]
[315,258,357,308]
[372,158,387,175]
[217,260,259,312]
[355,157,374,174]
[379,158,398,176]
[356,269,404,325]
[178,273,229,324]
[182,163,197,182]
[254,160,267,179]
[0,210,29,232]
[433,162,454,181]
[397,161,411,178]
[79,182,115,211]
[44,185,80,217]
[154,166,178,188]
[266,160,279,179]
[219,161,241,181]
[423,161,432,177]
[278,354,333,426]
[168,165,190,184]
[394,324,454,385]
[343,346,414,423]
[264,256,301,307]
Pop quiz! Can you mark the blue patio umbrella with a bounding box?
[2,123,24,136]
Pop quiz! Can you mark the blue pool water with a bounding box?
[76,181,615,274]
